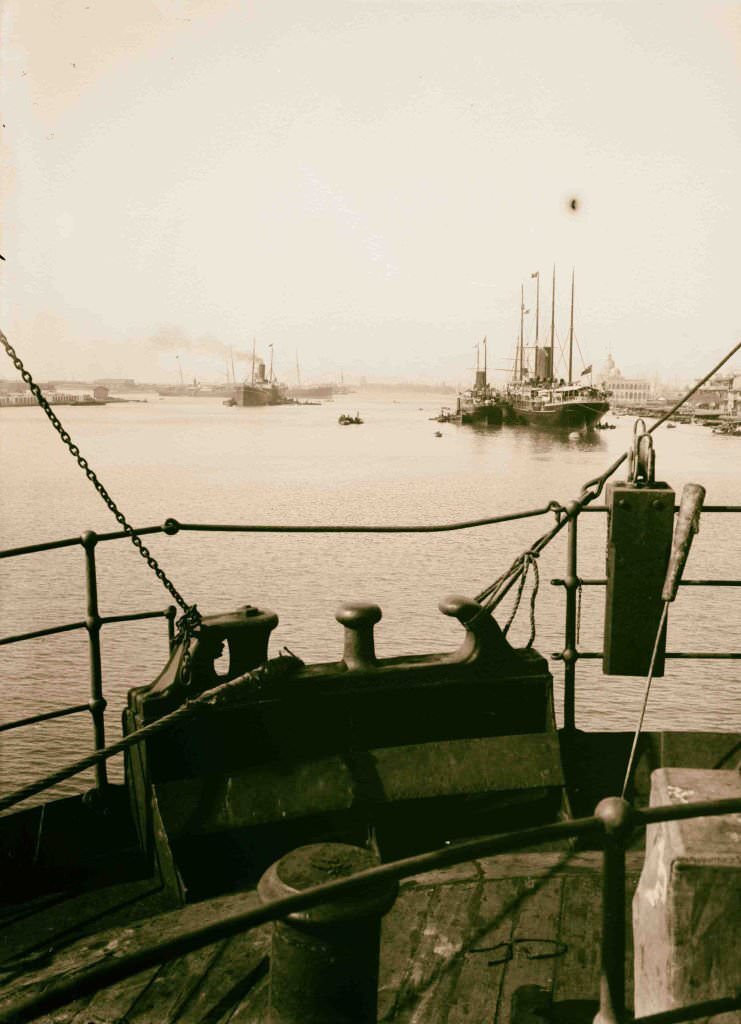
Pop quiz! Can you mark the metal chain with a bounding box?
[0,331,201,647]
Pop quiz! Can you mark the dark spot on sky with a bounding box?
[569,197,579,212]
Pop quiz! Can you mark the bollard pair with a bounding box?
[258,843,398,1024]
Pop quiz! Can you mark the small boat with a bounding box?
[434,430,443,437]
[338,412,363,425]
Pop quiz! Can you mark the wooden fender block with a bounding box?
[633,768,741,1018]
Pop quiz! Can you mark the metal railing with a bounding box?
[1,790,740,1023]
[0,527,177,793]
[551,502,741,732]
[1,502,740,798]
[0,505,739,1020]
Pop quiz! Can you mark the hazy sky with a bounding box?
[2,1,740,385]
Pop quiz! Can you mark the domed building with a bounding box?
[597,354,652,407]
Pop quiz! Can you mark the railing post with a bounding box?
[593,797,633,1024]
[562,501,580,732]
[165,604,177,651]
[81,530,108,793]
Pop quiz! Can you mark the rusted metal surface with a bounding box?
[258,843,397,1024]
[155,733,564,838]
[123,595,556,892]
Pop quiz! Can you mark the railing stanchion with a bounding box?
[594,797,633,1024]
[165,605,177,651]
[562,503,579,732]
[81,530,108,793]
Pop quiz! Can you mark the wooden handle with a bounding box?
[661,483,706,602]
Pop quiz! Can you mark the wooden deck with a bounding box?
[0,850,645,1023]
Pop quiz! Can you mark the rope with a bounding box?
[501,552,540,647]
[621,604,668,798]
[0,650,304,815]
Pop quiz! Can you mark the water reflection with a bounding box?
[0,394,738,800]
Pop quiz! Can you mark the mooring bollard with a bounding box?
[258,843,398,1024]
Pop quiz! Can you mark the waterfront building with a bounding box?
[728,373,741,417]
[597,354,652,407]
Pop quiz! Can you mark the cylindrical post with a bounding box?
[593,798,633,1024]
[165,605,177,651]
[562,504,579,732]
[258,843,398,1024]
[335,602,382,670]
[81,530,107,792]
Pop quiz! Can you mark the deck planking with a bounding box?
[0,852,645,1023]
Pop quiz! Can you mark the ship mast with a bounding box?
[534,272,540,344]
[518,283,525,381]
[550,265,556,381]
[251,338,256,386]
[483,335,487,386]
[568,268,575,384]
[268,343,274,383]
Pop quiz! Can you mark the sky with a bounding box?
[1,1,740,386]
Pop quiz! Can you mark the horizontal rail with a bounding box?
[0,536,82,558]
[0,506,560,560]
[1,504,737,559]
[3,793,741,1024]
[100,609,170,626]
[556,651,741,661]
[633,995,741,1024]
[0,620,86,646]
[581,504,741,513]
[0,703,90,734]
[636,796,741,826]
[552,578,741,587]
[0,609,173,648]
[163,509,558,534]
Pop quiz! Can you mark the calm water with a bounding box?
[1,393,739,802]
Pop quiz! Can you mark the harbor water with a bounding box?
[1,393,739,803]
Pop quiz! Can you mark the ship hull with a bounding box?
[232,384,291,407]
[506,399,609,428]
[458,402,503,425]
[233,385,271,406]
